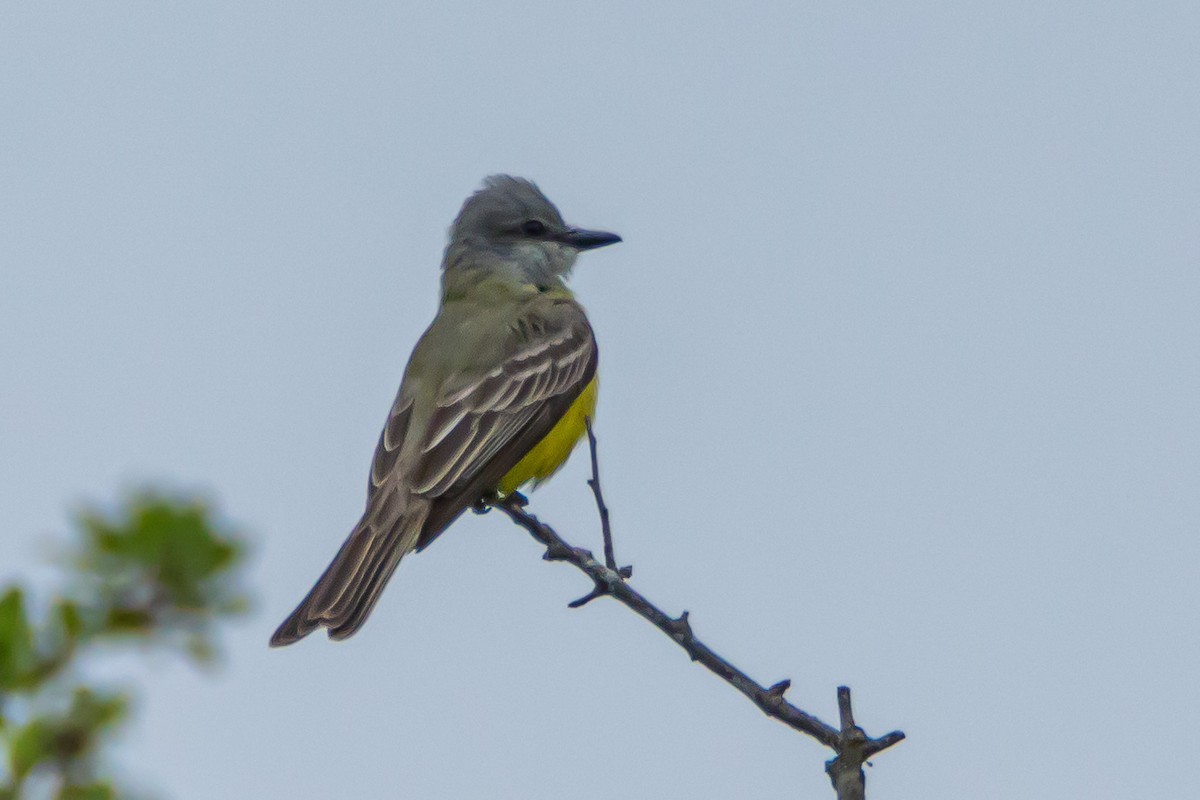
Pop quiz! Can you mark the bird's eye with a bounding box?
[521,219,547,236]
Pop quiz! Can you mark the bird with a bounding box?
[270,175,621,646]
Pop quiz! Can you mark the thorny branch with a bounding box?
[490,431,905,799]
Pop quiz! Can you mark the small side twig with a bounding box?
[583,417,628,576]
[491,427,904,797]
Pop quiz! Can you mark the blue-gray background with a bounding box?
[3,3,1197,798]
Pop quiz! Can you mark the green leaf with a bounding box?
[0,588,36,690]
[57,782,117,800]
[65,687,128,736]
[56,599,84,640]
[9,718,53,779]
[79,496,247,618]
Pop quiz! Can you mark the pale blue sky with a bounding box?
[2,3,1198,798]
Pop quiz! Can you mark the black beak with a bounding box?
[557,227,623,251]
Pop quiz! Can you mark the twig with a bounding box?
[823,686,905,799]
[491,431,905,797]
[582,417,628,577]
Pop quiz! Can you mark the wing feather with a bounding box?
[409,303,595,501]
[369,394,413,495]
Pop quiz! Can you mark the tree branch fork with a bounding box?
[485,420,904,798]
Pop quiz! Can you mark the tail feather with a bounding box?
[270,500,429,647]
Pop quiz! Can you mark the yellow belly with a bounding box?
[498,376,598,495]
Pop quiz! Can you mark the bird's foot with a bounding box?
[472,490,528,515]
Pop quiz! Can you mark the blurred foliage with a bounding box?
[0,495,250,799]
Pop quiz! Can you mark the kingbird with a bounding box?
[270,176,621,646]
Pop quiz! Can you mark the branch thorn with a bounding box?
[668,610,692,640]
[567,583,609,608]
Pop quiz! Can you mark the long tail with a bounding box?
[270,498,430,646]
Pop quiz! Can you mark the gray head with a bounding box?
[442,175,621,291]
